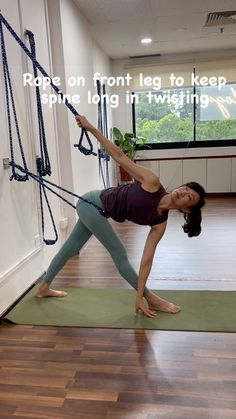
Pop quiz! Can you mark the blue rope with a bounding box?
[25,30,51,176]
[73,128,97,156]
[96,81,110,188]
[9,162,107,218]
[0,12,96,156]
[0,18,29,182]
[97,80,106,188]
[25,29,58,244]
[97,80,103,134]
[0,13,107,245]
[102,83,109,139]
[102,83,110,187]
[38,173,58,245]
[0,18,58,243]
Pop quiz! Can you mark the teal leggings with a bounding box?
[44,190,150,297]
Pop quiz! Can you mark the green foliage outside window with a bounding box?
[135,87,236,143]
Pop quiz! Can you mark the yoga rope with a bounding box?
[10,161,107,245]
[0,13,107,244]
[102,83,109,138]
[102,83,110,187]
[9,162,107,217]
[0,16,29,182]
[25,30,57,244]
[97,80,110,188]
[25,29,51,177]
[0,12,96,157]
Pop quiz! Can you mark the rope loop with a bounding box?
[74,128,97,156]
[36,157,51,177]
[10,172,29,182]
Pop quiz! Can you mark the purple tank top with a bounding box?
[100,181,168,226]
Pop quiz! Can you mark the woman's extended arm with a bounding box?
[135,221,167,318]
[76,115,160,192]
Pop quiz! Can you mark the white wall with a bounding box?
[0,0,59,315]
[92,42,115,185]
[111,59,133,135]
[0,0,112,315]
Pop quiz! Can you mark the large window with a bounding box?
[196,85,236,141]
[133,83,236,147]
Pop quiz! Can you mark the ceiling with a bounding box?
[73,0,236,60]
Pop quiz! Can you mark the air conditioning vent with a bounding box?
[129,53,161,59]
[204,11,236,27]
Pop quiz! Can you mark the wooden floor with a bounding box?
[1,196,236,418]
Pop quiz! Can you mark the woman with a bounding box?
[36,115,205,318]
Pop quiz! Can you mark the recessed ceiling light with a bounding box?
[141,37,152,44]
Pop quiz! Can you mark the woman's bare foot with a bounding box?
[36,282,67,298]
[146,293,181,314]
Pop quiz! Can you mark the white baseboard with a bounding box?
[0,247,44,317]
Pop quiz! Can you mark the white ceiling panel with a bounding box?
[73,0,236,59]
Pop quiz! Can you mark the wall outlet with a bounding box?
[59,217,68,230]
[3,158,10,169]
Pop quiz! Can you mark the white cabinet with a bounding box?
[136,157,236,193]
[231,158,236,192]
[160,160,182,190]
[136,160,160,177]
[183,159,207,189]
[207,158,231,193]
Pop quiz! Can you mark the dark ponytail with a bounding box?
[182,182,205,237]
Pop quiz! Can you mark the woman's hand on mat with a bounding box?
[76,115,94,132]
[135,296,156,318]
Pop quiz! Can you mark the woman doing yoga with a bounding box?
[36,115,205,318]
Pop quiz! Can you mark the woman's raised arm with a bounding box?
[76,115,160,192]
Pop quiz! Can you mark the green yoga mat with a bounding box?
[5,287,236,332]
